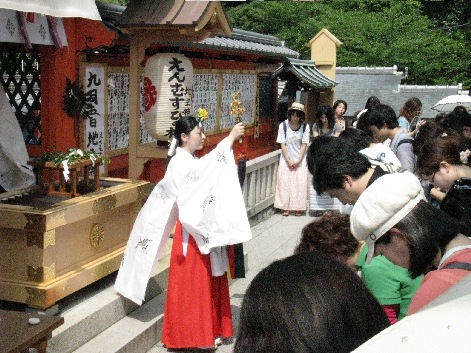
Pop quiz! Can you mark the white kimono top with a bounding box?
[114,137,252,305]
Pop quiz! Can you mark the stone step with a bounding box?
[46,235,251,353]
[47,241,173,353]
[71,291,166,353]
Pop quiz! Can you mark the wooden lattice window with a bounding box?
[0,50,41,144]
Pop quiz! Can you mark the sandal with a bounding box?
[215,337,223,346]
[295,211,303,216]
[282,210,290,216]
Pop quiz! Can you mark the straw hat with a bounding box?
[288,102,305,115]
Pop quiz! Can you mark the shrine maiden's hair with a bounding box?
[174,115,199,146]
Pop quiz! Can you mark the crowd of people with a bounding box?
[263,97,471,351]
[115,97,470,352]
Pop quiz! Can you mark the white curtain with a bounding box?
[0,0,101,20]
[0,86,36,192]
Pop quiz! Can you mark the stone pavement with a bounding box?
[147,212,313,353]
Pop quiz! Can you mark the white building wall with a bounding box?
[334,66,469,119]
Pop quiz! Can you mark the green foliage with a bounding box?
[32,148,109,167]
[226,0,470,88]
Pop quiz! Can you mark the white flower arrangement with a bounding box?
[460,149,471,165]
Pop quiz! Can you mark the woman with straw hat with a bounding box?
[274,102,310,216]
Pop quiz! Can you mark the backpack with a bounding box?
[359,148,407,174]
[377,162,407,173]
[441,262,471,271]
[396,138,414,148]
[283,120,307,139]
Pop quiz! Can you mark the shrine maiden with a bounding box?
[115,112,251,350]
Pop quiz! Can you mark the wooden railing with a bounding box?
[242,150,280,224]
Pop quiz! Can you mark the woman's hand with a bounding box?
[410,120,427,137]
[430,187,446,202]
[288,159,300,169]
[228,122,245,145]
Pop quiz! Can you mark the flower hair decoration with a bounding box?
[195,107,208,125]
[460,149,471,165]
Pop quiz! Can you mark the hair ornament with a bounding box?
[195,107,208,125]
[460,149,471,165]
[441,132,448,137]
[167,138,178,157]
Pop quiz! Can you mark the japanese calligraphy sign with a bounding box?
[84,65,105,173]
[143,53,193,140]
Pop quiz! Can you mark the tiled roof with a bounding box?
[272,58,337,89]
[166,28,299,59]
[336,66,399,75]
[96,2,298,59]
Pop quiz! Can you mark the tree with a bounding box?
[226,0,470,88]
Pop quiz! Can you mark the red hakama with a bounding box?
[161,221,233,349]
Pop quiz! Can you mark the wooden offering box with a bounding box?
[27,158,103,198]
[0,178,152,309]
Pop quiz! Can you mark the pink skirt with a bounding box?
[274,164,308,211]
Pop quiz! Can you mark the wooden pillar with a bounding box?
[128,36,140,180]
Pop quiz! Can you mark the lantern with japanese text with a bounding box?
[143,53,193,140]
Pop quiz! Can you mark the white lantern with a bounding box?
[143,53,193,140]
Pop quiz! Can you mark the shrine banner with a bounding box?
[83,64,105,174]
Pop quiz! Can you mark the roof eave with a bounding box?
[272,59,337,89]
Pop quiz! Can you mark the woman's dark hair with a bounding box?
[412,120,445,155]
[316,104,335,129]
[388,200,464,278]
[234,250,389,353]
[365,96,380,109]
[333,99,348,113]
[399,97,422,122]
[339,128,372,151]
[311,138,371,194]
[415,132,466,178]
[295,214,359,261]
[287,108,306,122]
[434,112,447,126]
[441,109,471,135]
[173,115,198,146]
[365,104,399,129]
[355,113,372,137]
[306,135,335,175]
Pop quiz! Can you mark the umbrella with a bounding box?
[432,94,471,113]
[352,273,471,353]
